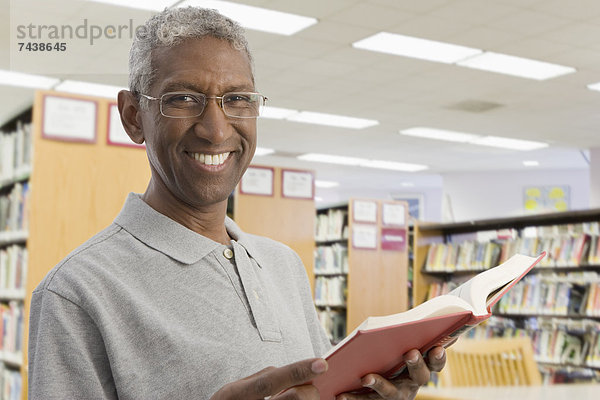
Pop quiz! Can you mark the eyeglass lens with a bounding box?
[160,92,263,118]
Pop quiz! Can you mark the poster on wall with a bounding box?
[391,194,424,224]
[382,202,406,227]
[523,185,570,213]
[352,200,377,223]
[42,95,97,143]
[107,104,145,148]
[239,166,274,196]
[381,228,407,251]
[281,169,314,199]
[352,224,377,249]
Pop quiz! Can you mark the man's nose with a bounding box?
[193,98,232,143]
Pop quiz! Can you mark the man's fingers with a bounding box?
[404,350,431,386]
[220,358,327,399]
[425,346,447,373]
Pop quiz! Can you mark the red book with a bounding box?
[313,252,545,399]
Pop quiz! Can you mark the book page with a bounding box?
[322,295,474,359]
[448,253,540,314]
[361,295,473,331]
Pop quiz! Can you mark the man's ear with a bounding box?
[117,90,145,145]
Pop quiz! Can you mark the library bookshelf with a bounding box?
[20,90,151,399]
[0,108,32,399]
[413,209,600,383]
[315,199,409,342]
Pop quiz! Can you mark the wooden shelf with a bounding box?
[536,361,600,371]
[315,199,409,337]
[0,289,26,301]
[418,209,600,235]
[422,265,600,276]
[0,351,23,369]
[0,230,28,246]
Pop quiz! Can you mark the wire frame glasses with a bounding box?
[139,91,268,119]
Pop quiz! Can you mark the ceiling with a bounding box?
[1,0,598,206]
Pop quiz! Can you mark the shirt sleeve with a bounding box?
[28,288,117,400]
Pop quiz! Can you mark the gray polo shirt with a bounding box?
[28,193,331,400]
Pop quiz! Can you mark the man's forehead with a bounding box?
[148,37,254,91]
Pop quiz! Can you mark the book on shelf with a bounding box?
[495,272,600,317]
[314,276,347,307]
[0,244,28,292]
[314,244,348,275]
[315,208,348,242]
[1,367,22,400]
[467,313,600,374]
[0,121,32,183]
[311,252,545,399]
[0,183,30,232]
[318,309,347,344]
[0,301,24,355]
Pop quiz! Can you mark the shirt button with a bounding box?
[223,248,234,259]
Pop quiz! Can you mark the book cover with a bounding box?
[313,252,545,399]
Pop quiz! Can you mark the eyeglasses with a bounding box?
[139,91,268,119]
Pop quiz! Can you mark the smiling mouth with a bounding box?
[186,151,231,166]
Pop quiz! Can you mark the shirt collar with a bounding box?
[224,216,265,269]
[114,193,265,267]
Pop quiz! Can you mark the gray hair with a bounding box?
[129,7,253,107]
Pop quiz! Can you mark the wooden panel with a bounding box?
[233,167,316,291]
[347,199,409,332]
[23,90,151,397]
[413,224,444,306]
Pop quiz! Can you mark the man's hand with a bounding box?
[210,358,328,400]
[336,346,446,400]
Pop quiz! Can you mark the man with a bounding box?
[28,7,445,399]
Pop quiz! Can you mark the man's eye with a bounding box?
[163,94,202,109]
[170,94,198,103]
[225,93,253,104]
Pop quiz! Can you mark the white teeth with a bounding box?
[190,152,230,166]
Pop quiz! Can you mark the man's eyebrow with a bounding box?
[161,81,198,93]
[160,81,256,94]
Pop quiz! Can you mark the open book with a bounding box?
[312,252,545,399]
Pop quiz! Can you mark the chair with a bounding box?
[438,337,542,387]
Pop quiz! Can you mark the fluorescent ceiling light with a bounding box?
[260,106,299,120]
[315,196,324,202]
[361,159,428,172]
[262,106,378,129]
[287,111,379,129]
[180,0,317,35]
[472,136,548,151]
[0,69,59,89]
[54,80,126,99]
[352,32,482,64]
[587,82,600,92]
[401,182,415,187]
[353,32,575,80]
[457,52,575,80]
[86,0,176,11]
[400,126,548,151]
[400,127,479,143]
[298,153,428,172]
[254,147,275,156]
[523,160,540,167]
[298,153,363,166]
[315,180,340,188]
